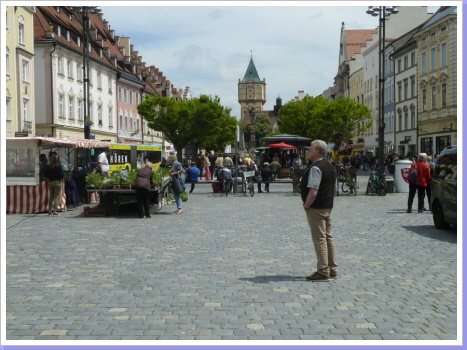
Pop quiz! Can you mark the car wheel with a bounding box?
[432,200,450,229]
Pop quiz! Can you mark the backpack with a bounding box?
[408,164,418,184]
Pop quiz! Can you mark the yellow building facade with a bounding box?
[414,6,457,155]
[5,6,36,137]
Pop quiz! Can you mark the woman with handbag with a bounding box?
[168,155,185,214]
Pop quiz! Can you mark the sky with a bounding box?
[99,2,440,119]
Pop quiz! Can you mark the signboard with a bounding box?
[15,132,29,137]
[84,121,93,127]
[338,140,352,152]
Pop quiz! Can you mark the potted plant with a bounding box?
[180,191,189,202]
[85,172,104,189]
[108,171,123,189]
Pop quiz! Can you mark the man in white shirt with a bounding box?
[97,148,111,177]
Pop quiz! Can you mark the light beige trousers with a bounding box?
[305,208,337,277]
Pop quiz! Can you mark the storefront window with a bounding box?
[420,137,433,155]
[6,147,36,177]
[436,136,451,155]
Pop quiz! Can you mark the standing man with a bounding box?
[301,140,338,282]
[97,147,111,177]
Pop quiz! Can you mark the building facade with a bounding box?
[6,6,36,138]
[414,6,457,156]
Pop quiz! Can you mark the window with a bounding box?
[397,82,402,102]
[67,59,73,78]
[58,94,65,118]
[118,87,122,102]
[88,70,93,85]
[97,72,102,89]
[77,36,81,47]
[6,52,10,76]
[397,59,401,72]
[23,98,29,123]
[108,108,113,127]
[108,77,112,93]
[67,31,70,42]
[404,110,409,130]
[22,59,29,82]
[57,25,61,37]
[421,52,426,74]
[124,88,128,103]
[135,93,139,105]
[129,90,133,105]
[431,48,436,71]
[422,89,426,111]
[411,52,416,66]
[125,116,128,130]
[411,109,416,129]
[398,112,402,131]
[58,56,64,75]
[411,77,415,98]
[98,105,103,125]
[130,117,133,131]
[404,56,408,70]
[441,43,447,67]
[18,23,25,44]
[6,98,11,120]
[431,86,437,109]
[69,97,74,120]
[78,99,83,120]
[120,114,123,129]
[77,64,82,81]
[404,80,408,100]
[442,84,447,107]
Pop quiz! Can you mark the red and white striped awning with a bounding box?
[7,137,111,149]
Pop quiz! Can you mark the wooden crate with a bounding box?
[84,206,109,217]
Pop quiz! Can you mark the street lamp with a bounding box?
[366,6,398,171]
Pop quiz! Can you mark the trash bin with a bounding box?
[395,160,412,193]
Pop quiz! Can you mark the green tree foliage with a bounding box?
[137,95,237,160]
[277,95,371,145]
[243,113,273,148]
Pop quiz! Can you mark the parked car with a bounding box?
[430,146,457,229]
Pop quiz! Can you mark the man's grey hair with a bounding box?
[418,153,427,161]
[146,161,153,168]
[311,140,328,157]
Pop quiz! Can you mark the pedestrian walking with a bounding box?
[186,162,200,193]
[209,152,217,180]
[269,159,281,180]
[169,156,185,215]
[196,152,204,178]
[135,161,154,219]
[46,154,64,216]
[407,153,431,213]
[259,162,272,193]
[301,140,338,282]
[203,152,211,181]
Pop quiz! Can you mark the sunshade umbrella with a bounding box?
[267,142,297,149]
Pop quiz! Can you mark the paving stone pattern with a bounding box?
[6,174,457,340]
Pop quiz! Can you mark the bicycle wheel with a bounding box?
[349,177,357,196]
[366,181,371,195]
[243,179,247,195]
[249,181,254,197]
[341,180,349,193]
[378,179,386,196]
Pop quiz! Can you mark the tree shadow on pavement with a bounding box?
[401,225,457,243]
[239,275,306,283]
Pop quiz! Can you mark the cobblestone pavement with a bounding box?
[5,174,458,341]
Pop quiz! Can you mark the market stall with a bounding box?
[6,137,110,214]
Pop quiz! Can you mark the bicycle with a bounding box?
[366,167,387,196]
[341,166,357,196]
[242,170,256,197]
[292,166,305,193]
[221,177,233,197]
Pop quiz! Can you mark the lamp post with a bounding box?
[366,6,398,171]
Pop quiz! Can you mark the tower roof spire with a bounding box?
[241,55,261,83]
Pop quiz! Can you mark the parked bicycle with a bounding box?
[341,166,357,196]
[292,166,306,193]
[242,170,255,197]
[366,167,387,196]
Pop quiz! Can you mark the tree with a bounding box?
[137,95,237,161]
[242,113,272,148]
[277,95,371,145]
